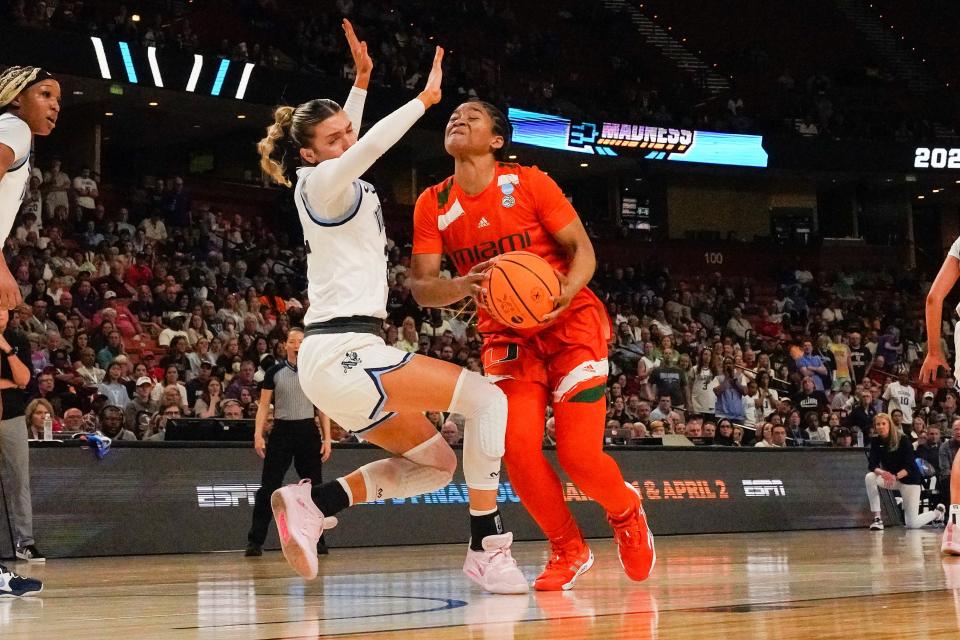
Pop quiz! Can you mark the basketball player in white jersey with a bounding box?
[0,65,59,598]
[255,21,527,594]
[920,235,960,555]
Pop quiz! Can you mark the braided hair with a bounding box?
[0,66,53,112]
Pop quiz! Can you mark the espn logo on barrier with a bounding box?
[197,484,259,508]
[742,479,786,497]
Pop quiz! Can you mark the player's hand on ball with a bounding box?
[342,19,372,79]
[465,258,496,310]
[417,46,444,108]
[919,352,948,385]
[541,271,571,323]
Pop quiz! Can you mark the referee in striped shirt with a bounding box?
[246,327,332,556]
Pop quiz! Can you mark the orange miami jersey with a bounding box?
[413,163,607,337]
[414,163,611,399]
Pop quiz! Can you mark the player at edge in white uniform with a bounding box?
[0,65,60,597]
[920,234,960,556]
[255,20,527,594]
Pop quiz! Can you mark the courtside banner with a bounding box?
[3,445,883,558]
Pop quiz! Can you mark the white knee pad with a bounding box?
[448,370,507,457]
[448,370,506,491]
[359,433,455,500]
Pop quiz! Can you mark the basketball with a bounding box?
[485,251,562,329]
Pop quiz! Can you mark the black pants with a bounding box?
[248,419,323,545]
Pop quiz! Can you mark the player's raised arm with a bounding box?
[341,19,371,130]
[920,252,960,383]
[301,46,444,206]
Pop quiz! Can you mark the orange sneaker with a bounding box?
[534,534,594,591]
[607,482,656,582]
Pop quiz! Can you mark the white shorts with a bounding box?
[298,332,414,434]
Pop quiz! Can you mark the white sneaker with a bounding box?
[936,504,947,525]
[869,517,884,531]
[271,480,338,580]
[463,532,529,594]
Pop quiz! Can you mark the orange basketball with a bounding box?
[484,251,562,329]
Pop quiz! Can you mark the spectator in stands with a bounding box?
[72,167,98,215]
[238,386,258,419]
[221,398,244,420]
[97,360,130,409]
[794,376,828,423]
[831,379,855,412]
[832,427,854,448]
[98,405,136,440]
[61,407,85,433]
[151,364,188,407]
[140,209,168,243]
[770,424,788,448]
[124,376,156,431]
[649,349,688,408]
[917,423,941,480]
[726,307,752,341]
[687,348,717,418]
[225,360,256,399]
[95,330,124,368]
[648,395,672,422]
[883,370,916,424]
[941,419,960,507]
[795,340,828,391]
[848,388,877,435]
[441,419,462,446]
[31,370,76,416]
[713,357,747,422]
[194,377,224,418]
[72,346,103,387]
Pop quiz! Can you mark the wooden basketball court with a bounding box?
[5,529,957,639]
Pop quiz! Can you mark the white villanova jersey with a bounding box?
[295,166,389,324]
[0,113,32,242]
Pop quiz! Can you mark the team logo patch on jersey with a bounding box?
[341,351,361,374]
[478,217,490,228]
[500,182,515,196]
[501,195,516,208]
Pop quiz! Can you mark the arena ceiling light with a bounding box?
[118,42,138,83]
[147,46,163,88]
[185,54,203,92]
[210,59,230,96]
[235,62,255,100]
[90,37,111,80]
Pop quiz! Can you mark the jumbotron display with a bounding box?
[508,107,768,168]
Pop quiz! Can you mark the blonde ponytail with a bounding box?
[258,106,295,188]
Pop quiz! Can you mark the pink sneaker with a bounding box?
[463,532,529,594]
[943,523,960,556]
[271,480,338,579]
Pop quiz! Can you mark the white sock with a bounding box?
[337,477,354,507]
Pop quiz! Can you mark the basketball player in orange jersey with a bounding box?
[410,101,655,590]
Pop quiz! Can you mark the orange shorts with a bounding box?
[481,289,611,402]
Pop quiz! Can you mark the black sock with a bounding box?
[311,480,350,517]
[469,510,504,551]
